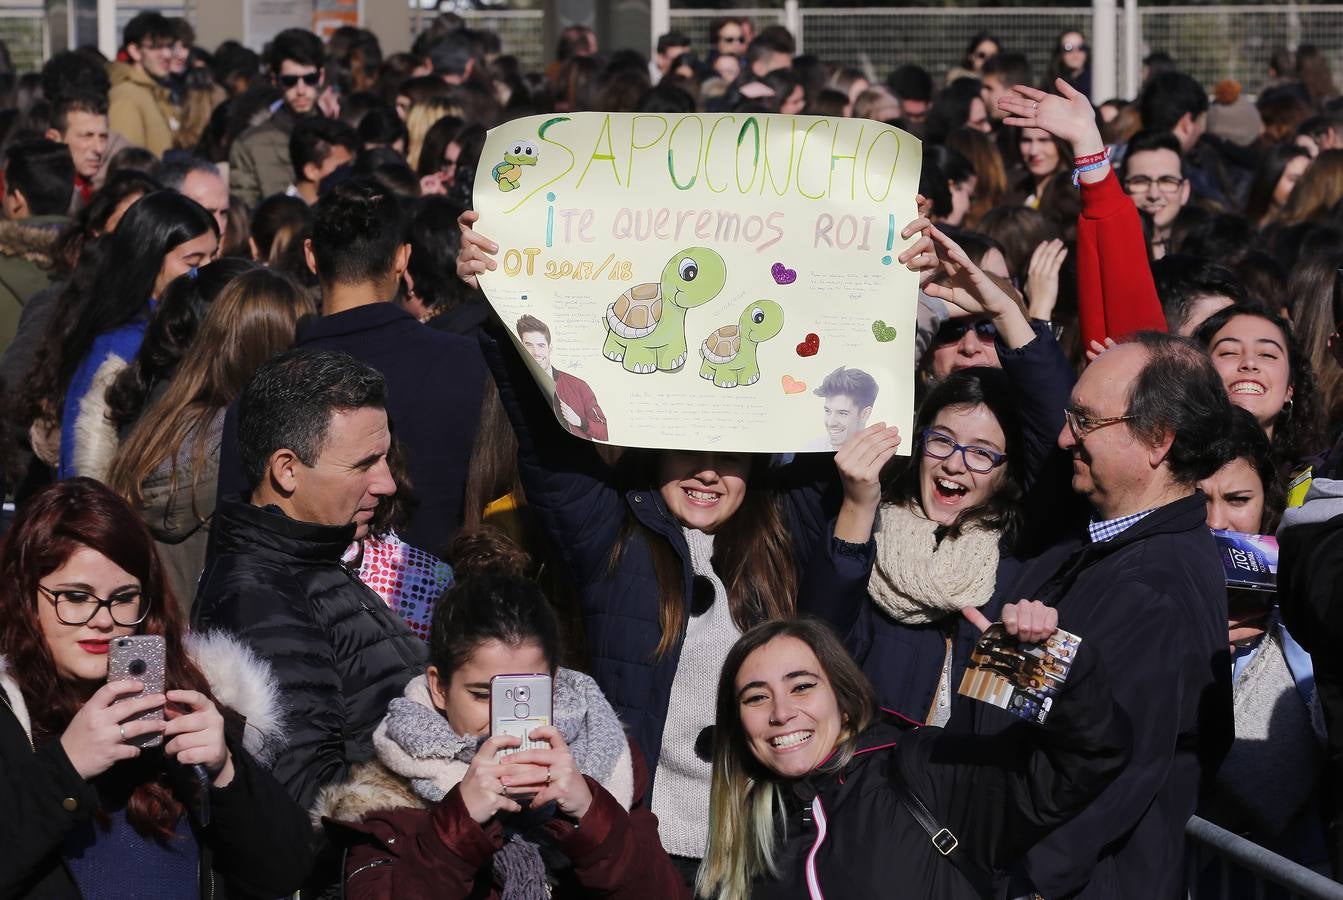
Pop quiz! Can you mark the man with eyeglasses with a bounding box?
[107,12,179,158]
[965,333,1236,900]
[1120,130,1190,261]
[229,29,329,208]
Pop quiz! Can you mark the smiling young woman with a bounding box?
[698,617,1129,899]
[1195,304,1324,479]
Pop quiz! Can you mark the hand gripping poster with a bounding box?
[474,112,923,453]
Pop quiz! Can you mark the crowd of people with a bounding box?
[1,8,1343,899]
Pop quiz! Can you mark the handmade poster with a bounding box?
[473,112,923,452]
[958,624,1081,725]
[1212,529,1279,592]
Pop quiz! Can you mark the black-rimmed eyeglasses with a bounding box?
[38,584,150,627]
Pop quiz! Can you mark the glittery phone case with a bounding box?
[107,635,166,748]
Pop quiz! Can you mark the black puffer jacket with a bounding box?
[750,639,1130,899]
[193,501,427,811]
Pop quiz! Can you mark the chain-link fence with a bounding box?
[448,5,1343,102]
[4,3,1343,104]
[414,8,548,71]
[1,0,44,76]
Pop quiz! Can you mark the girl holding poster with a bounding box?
[459,208,934,882]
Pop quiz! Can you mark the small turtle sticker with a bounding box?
[699,300,786,388]
[602,248,728,373]
[492,140,539,192]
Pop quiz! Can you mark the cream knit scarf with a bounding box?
[867,502,1001,624]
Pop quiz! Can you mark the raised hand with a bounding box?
[457,210,498,289]
[922,228,1034,349]
[59,680,165,780]
[998,78,1103,158]
[505,726,595,820]
[897,212,938,285]
[835,423,902,509]
[833,423,902,544]
[1025,239,1069,321]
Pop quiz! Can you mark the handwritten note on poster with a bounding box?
[474,112,922,453]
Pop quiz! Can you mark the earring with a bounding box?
[1283,398,1295,417]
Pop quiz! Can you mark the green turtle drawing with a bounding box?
[492,140,538,192]
[602,248,727,373]
[699,300,786,388]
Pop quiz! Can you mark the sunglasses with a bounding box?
[1062,41,1089,52]
[933,319,997,345]
[719,35,746,44]
[278,72,321,88]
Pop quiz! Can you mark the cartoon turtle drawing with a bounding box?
[699,300,785,388]
[602,248,727,373]
[492,140,538,192]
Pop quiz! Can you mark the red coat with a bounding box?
[335,742,690,900]
[553,368,609,442]
[1076,169,1167,347]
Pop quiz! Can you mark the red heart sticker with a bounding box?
[796,333,820,357]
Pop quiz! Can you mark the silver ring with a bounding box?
[119,724,126,742]
[498,782,507,795]
[546,771,552,785]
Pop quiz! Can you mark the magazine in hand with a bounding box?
[957,624,1081,725]
[1211,529,1279,592]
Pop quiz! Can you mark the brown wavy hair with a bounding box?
[106,267,313,513]
[0,478,219,841]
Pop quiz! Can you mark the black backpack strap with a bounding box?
[890,755,996,896]
[890,758,959,856]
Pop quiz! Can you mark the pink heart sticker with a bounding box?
[782,375,807,394]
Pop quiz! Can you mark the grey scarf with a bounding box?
[378,667,627,900]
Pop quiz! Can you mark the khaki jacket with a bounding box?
[229,106,305,207]
[107,61,178,157]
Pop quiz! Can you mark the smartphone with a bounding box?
[107,635,166,748]
[490,673,552,757]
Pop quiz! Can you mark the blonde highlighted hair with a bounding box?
[697,618,877,899]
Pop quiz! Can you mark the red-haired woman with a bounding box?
[0,478,313,898]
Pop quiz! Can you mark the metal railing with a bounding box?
[1186,816,1343,900]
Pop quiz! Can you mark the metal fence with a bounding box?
[447,5,1343,103]
[1185,816,1343,900]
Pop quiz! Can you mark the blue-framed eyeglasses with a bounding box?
[920,428,1007,474]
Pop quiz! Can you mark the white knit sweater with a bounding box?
[650,527,741,859]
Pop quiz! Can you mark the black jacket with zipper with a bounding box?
[193,501,427,813]
[749,635,1131,899]
[0,682,311,899]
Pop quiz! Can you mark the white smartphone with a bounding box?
[490,673,553,757]
[107,635,166,749]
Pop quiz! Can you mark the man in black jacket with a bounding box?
[967,332,1236,899]
[193,349,427,814]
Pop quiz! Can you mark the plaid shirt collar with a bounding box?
[1088,509,1155,543]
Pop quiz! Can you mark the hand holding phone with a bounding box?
[60,679,165,779]
[107,635,166,748]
